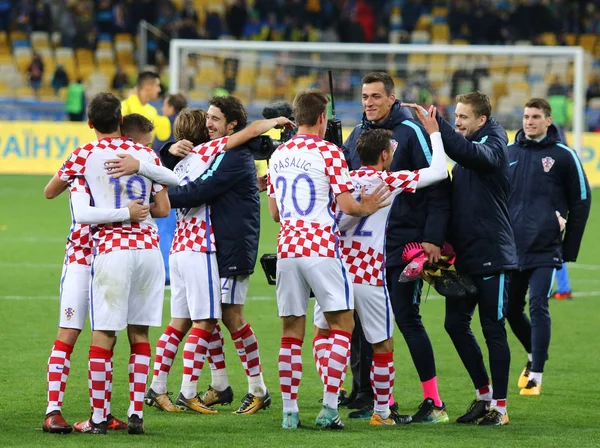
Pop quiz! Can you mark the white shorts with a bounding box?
[170,251,221,321]
[58,263,91,330]
[90,249,165,331]
[220,275,250,305]
[276,257,354,317]
[313,283,393,344]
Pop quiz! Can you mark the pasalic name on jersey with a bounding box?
[271,156,311,173]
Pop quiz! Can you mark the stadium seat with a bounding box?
[411,30,431,44]
[96,48,114,64]
[98,41,114,51]
[432,6,449,17]
[579,34,597,53]
[408,53,428,73]
[564,33,577,46]
[30,32,50,49]
[14,47,32,72]
[431,24,449,41]
[541,33,557,46]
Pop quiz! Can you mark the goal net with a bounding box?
[168,40,588,150]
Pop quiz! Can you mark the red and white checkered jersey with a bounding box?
[171,136,229,254]
[267,135,353,259]
[337,167,420,285]
[57,137,164,254]
[64,177,93,266]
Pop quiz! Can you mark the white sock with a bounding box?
[491,399,506,415]
[248,373,267,397]
[210,369,230,391]
[527,353,533,363]
[476,387,493,402]
[283,399,299,413]
[180,383,196,400]
[375,403,390,420]
[529,371,543,385]
[150,378,167,395]
[323,391,338,409]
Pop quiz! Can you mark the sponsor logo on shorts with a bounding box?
[64,307,75,321]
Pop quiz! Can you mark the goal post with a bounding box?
[168,39,587,152]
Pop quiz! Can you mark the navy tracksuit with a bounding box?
[437,115,517,400]
[506,125,591,373]
[343,102,450,398]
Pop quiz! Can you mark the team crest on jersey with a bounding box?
[64,307,75,321]
[541,156,555,173]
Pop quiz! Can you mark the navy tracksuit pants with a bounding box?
[444,272,511,400]
[506,267,555,373]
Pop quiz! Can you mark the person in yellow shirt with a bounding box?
[121,71,171,145]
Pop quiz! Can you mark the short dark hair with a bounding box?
[293,89,329,127]
[456,91,492,120]
[524,98,552,117]
[136,71,160,88]
[356,129,394,166]
[121,113,154,140]
[174,108,209,146]
[208,95,247,128]
[87,92,121,133]
[362,72,395,96]
[166,93,188,115]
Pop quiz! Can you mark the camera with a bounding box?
[256,102,296,160]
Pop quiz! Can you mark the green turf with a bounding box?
[0,174,599,447]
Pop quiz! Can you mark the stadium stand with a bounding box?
[0,0,598,130]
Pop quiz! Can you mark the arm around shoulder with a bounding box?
[151,188,171,218]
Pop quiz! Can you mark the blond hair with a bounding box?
[174,108,209,146]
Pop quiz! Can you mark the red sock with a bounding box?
[206,323,226,371]
[128,342,151,418]
[232,323,262,377]
[322,330,352,409]
[46,340,74,414]
[151,326,184,394]
[88,345,112,424]
[279,337,303,413]
[180,327,211,399]
[312,334,329,383]
[371,352,395,415]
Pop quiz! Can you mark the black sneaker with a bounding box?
[201,385,234,406]
[127,414,145,435]
[478,409,509,426]
[389,407,412,424]
[348,404,373,420]
[456,399,490,423]
[411,398,450,423]
[345,392,372,410]
[73,417,107,434]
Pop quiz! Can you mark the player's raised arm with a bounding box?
[224,117,295,150]
[401,104,449,189]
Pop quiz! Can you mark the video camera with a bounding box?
[257,101,296,160]
[257,71,344,161]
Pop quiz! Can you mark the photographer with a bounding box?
[342,72,451,423]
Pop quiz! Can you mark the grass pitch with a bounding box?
[0,174,599,447]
